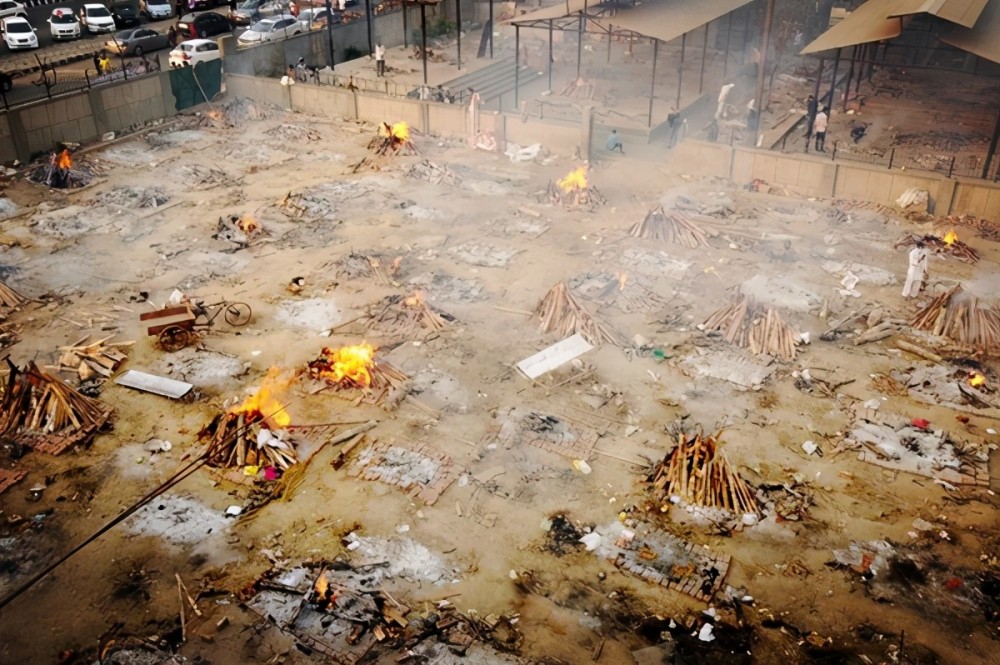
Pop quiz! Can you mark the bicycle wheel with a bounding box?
[159,326,191,352]
[224,302,252,327]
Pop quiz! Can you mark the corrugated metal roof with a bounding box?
[504,0,591,25]
[593,0,754,44]
[940,0,1000,62]
[800,0,905,55]
[888,0,989,28]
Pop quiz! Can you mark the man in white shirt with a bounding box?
[902,241,929,298]
[375,42,386,77]
[813,106,829,152]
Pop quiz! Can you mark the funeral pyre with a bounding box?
[214,213,264,249]
[629,205,709,248]
[361,291,454,335]
[647,430,759,517]
[535,281,625,346]
[702,293,802,361]
[894,229,979,263]
[546,165,606,207]
[199,370,297,470]
[306,343,409,397]
[0,361,113,455]
[911,285,1000,351]
[27,146,99,189]
[369,121,418,156]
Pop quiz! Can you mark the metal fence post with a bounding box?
[948,155,955,179]
[887,148,894,170]
[831,141,837,161]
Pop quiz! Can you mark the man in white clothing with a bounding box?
[375,42,386,77]
[813,106,829,152]
[902,241,929,298]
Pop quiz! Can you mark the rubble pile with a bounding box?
[203,96,278,128]
[334,251,405,282]
[407,159,462,185]
[265,123,322,142]
[94,186,169,209]
[213,212,265,249]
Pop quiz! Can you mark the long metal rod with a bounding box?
[325,0,336,69]
[648,38,658,128]
[812,57,824,102]
[698,22,708,94]
[983,108,1000,179]
[403,2,408,48]
[421,3,428,85]
[676,32,686,109]
[723,11,731,78]
[364,0,374,55]
[826,47,841,108]
[489,0,494,58]
[548,19,554,90]
[576,13,584,78]
[456,0,462,70]
[607,22,612,63]
[752,0,775,146]
[515,24,520,106]
[842,45,856,111]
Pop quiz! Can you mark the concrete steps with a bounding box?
[438,56,541,107]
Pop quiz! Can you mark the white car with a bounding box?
[237,15,301,45]
[47,8,81,41]
[140,0,173,20]
[0,1,26,20]
[1,16,37,50]
[168,38,221,68]
[80,3,115,34]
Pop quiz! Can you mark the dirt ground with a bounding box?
[0,96,998,665]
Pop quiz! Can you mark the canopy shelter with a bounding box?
[940,0,1000,63]
[800,0,905,56]
[506,0,753,128]
[888,0,989,28]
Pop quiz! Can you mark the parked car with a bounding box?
[237,15,300,45]
[297,6,340,31]
[80,4,116,34]
[111,3,141,28]
[168,37,220,67]
[231,0,283,27]
[139,0,173,20]
[177,11,230,38]
[0,1,26,21]
[1,16,37,50]
[47,8,81,41]
[106,27,169,55]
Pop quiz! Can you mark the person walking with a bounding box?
[902,241,930,298]
[375,41,386,77]
[98,51,112,76]
[813,106,829,152]
[606,129,624,154]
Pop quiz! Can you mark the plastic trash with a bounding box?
[579,532,603,551]
[802,440,818,455]
[225,505,243,517]
[698,624,715,642]
[572,459,592,475]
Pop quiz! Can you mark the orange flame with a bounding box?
[230,367,292,428]
[314,573,328,600]
[943,229,958,246]
[403,290,425,308]
[238,214,259,234]
[969,372,986,387]
[557,166,588,193]
[380,121,410,141]
[616,271,629,292]
[316,343,376,388]
[58,149,72,170]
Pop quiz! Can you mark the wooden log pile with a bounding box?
[306,345,409,392]
[546,181,607,207]
[629,205,710,248]
[407,159,462,185]
[934,214,1000,242]
[199,410,297,470]
[703,295,801,361]
[535,281,625,346]
[0,281,25,309]
[56,335,132,381]
[369,122,418,156]
[0,361,113,454]
[648,431,759,515]
[893,232,979,263]
[911,285,1000,349]
[364,292,454,334]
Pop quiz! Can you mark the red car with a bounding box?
[176,11,231,38]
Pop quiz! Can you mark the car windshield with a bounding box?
[87,7,111,16]
[113,30,133,40]
[6,22,31,33]
[249,20,272,31]
[51,13,76,23]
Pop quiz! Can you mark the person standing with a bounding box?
[804,94,818,142]
[902,241,929,298]
[375,41,386,77]
[813,106,829,152]
[667,109,682,148]
[288,0,299,17]
[167,25,178,47]
[606,129,624,154]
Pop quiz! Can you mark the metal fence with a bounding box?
[1,54,164,111]
[829,141,1000,182]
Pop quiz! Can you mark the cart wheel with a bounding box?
[224,302,252,327]
[159,326,191,352]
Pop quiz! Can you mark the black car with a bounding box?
[111,3,141,28]
[177,11,231,38]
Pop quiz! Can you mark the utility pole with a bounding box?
[751,0,775,147]
[324,0,335,70]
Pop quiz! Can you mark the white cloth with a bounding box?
[902,246,928,297]
[375,45,385,61]
[813,111,828,134]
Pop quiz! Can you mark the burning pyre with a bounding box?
[199,369,297,470]
[546,165,606,207]
[214,213,264,249]
[28,146,97,189]
[895,230,979,263]
[306,343,408,392]
[369,121,418,156]
[363,291,454,334]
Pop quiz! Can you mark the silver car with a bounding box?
[105,27,169,56]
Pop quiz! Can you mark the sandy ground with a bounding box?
[0,97,998,665]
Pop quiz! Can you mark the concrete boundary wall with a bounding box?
[1,71,176,163]
[671,140,1000,218]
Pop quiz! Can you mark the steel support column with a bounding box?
[699,22,708,94]
[455,0,462,70]
[826,47,841,108]
[723,11,732,78]
[548,19,553,90]
[983,108,1000,179]
[515,24,520,106]
[676,32,686,110]
[576,13,584,78]
[489,0,494,58]
[752,0,775,146]
[325,0,336,69]
[364,0,374,55]
[420,2,428,85]
[648,39,659,128]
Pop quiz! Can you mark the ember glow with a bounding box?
[403,290,425,308]
[380,121,410,142]
[315,343,376,388]
[616,271,629,292]
[58,149,72,170]
[230,368,292,428]
[557,166,588,193]
[238,214,259,234]
[943,229,958,245]
[969,372,986,387]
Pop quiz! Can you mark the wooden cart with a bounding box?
[141,300,252,352]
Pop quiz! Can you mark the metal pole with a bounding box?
[699,22,708,94]
[741,4,750,64]
[325,0,336,69]
[607,23,612,63]
[752,0,775,146]
[826,47,841,108]
[982,108,1000,179]
[648,39,658,128]
[420,2,428,85]
[576,13,584,78]
[455,0,462,70]
[489,0,494,58]
[403,2,408,48]
[548,19,553,90]
[723,11,732,78]
[515,24,520,106]
[676,32,685,110]
[364,0,373,55]
[855,44,864,94]
[812,58,824,101]
[842,45,856,112]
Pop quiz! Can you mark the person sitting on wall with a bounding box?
[606,129,624,154]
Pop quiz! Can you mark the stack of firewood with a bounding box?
[911,285,1000,349]
[0,361,113,449]
[536,282,624,346]
[703,295,801,361]
[364,292,453,334]
[894,233,979,263]
[0,281,25,309]
[648,431,759,515]
[57,335,132,381]
[934,214,1000,242]
[546,181,607,207]
[369,122,418,156]
[306,346,409,391]
[199,411,297,469]
[629,206,709,248]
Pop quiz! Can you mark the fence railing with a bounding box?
[830,141,1000,182]
[0,54,163,111]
